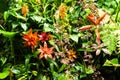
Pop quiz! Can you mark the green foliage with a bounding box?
[103,58,120,67]
[0,70,10,79]
[0,0,120,80]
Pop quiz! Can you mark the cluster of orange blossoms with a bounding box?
[59,3,67,19]
[21,4,29,17]
[22,29,53,59]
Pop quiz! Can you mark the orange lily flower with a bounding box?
[79,25,92,31]
[21,4,29,17]
[22,29,39,49]
[67,49,77,60]
[87,12,107,25]
[38,42,54,59]
[59,3,66,19]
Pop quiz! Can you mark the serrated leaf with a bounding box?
[101,34,117,54]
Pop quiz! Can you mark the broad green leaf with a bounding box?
[110,58,119,64]
[0,29,17,39]
[20,23,27,31]
[85,68,94,74]
[43,23,55,32]
[12,69,20,74]
[0,70,10,79]
[31,15,43,22]
[12,22,19,29]
[103,59,120,67]
[70,34,79,43]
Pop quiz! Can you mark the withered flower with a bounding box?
[22,29,39,49]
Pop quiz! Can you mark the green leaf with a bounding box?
[12,22,19,29]
[18,75,27,80]
[31,15,43,22]
[32,71,37,76]
[0,57,7,66]
[101,33,117,54]
[12,69,20,74]
[49,40,60,52]
[65,0,72,3]
[0,29,17,39]
[43,23,55,32]
[103,59,120,67]
[70,34,79,43]
[85,68,94,74]
[20,23,27,31]
[3,11,9,21]
[58,64,66,73]
[0,70,10,79]
[10,11,26,21]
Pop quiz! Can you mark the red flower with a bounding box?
[38,42,54,59]
[87,12,107,25]
[22,29,39,49]
[38,32,50,43]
